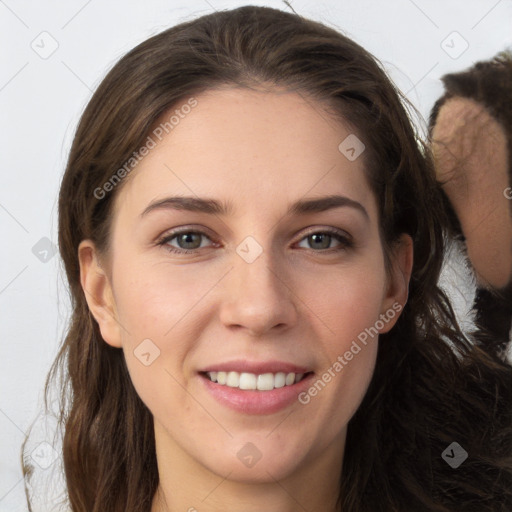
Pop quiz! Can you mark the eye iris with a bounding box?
[309,233,331,249]
[178,232,201,249]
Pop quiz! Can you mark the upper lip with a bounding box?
[199,360,312,375]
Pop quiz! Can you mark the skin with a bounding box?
[431,96,512,289]
[79,87,412,512]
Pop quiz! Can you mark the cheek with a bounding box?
[296,252,386,407]
[113,255,218,335]
[109,258,200,391]
[313,272,383,370]
[110,254,234,394]
[300,255,387,344]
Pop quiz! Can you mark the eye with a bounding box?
[296,229,353,251]
[156,227,353,255]
[157,229,215,254]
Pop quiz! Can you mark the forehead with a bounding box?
[115,87,375,218]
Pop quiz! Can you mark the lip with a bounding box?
[199,360,311,375]
[199,370,315,415]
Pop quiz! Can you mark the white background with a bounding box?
[1,0,511,510]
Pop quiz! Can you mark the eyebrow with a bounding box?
[140,194,369,219]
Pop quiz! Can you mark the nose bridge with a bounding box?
[236,246,281,298]
[219,238,297,334]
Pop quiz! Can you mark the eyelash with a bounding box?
[156,227,354,255]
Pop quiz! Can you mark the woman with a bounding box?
[23,5,512,511]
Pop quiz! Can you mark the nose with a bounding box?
[219,250,298,337]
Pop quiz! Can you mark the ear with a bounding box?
[78,240,122,348]
[378,233,413,334]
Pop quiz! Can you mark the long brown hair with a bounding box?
[23,6,512,511]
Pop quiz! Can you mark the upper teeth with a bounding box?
[206,371,304,391]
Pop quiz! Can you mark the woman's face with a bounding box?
[80,87,411,485]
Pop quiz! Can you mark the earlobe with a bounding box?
[78,240,122,348]
[379,234,414,333]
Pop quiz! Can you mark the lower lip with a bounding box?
[199,372,315,415]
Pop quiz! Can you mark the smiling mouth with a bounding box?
[200,371,313,391]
